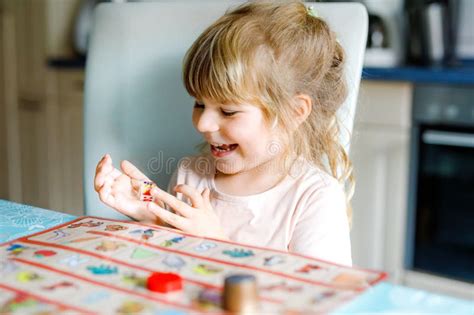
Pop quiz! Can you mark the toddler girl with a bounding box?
[94,0,354,266]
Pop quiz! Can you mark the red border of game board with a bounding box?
[0,282,94,314]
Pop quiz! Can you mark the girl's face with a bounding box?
[192,97,283,175]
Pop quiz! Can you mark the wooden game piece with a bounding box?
[222,274,259,313]
[146,272,182,293]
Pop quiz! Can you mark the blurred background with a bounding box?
[0,0,473,300]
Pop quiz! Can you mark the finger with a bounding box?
[151,187,193,218]
[121,160,151,192]
[94,158,120,192]
[151,198,166,209]
[98,180,116,207]
[94,166,111,192]
[202,188,212,208]
[101,178,148,220]
[96,155,113,177]
[94,176,103,193]
[95,153,111,172]
[95,154,106,172]
[113,195,157,222]
[174,184,204,208]
[147,202,190,231]
[130,178,152,192]
[121,160,149,181]
[94,157,108,190]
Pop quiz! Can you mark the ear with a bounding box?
[294,94,312,125]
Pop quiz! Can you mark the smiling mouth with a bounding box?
[210,143,239,157]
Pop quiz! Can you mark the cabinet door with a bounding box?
[350,127,409,281]
[44,69,84,215]
[57,70,84,215]
[0,2,10,199]
[1,0,83,212]
[10,0,50,208]
[1,1,23,202]
[17,96,50,208]
[350,81,412,282]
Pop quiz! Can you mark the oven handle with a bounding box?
[422,130,474,148]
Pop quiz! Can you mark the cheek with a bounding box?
[225,120,256,141]
[191,111,200,129]
[231,121,273,150]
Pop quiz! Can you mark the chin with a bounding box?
[215,160,243,175]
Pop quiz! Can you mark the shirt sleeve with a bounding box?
[288,182,352,266]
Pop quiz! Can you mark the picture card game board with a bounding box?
[1,216,386,313]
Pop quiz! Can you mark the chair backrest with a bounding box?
[83,1,367,217]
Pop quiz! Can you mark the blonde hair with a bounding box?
[183,0,355,223]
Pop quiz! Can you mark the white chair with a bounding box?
[83,1,368,217]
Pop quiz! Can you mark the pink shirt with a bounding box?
[167,155,352,266]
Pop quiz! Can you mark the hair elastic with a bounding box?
[307,6,318,18]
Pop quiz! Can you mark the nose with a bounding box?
[194,109,220,133]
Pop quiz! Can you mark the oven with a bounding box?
[406,84,474,283]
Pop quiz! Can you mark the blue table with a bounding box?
[0,199,76,242]
[1,199,473,313]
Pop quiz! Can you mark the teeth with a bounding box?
[215,146,230,152]
[212,143,235,152]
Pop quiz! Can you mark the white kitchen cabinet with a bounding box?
[45,69,85,215]
[0,0,84,215]
[350,81,412,283]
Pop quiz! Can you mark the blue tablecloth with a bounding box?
[1,199,472,313]
[0,199,76,243]
[335,282,473,314]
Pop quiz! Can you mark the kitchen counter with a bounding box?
[363,64,474,85]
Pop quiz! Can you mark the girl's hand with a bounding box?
[147,185,228,240]
[94,154,165,224]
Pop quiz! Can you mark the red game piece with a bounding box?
[146,272,182,293]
